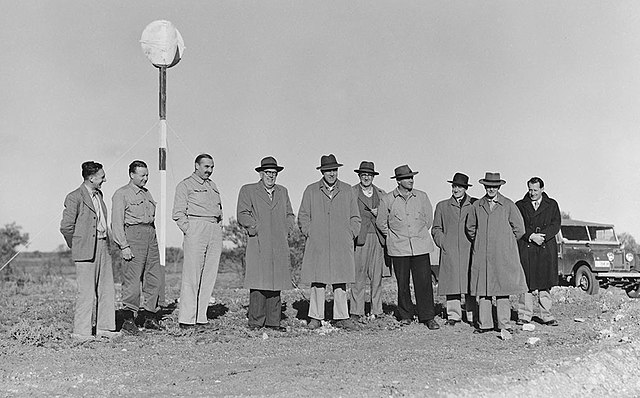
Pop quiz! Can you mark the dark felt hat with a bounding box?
[478,172,506,186]
[255,156,284,172]
[316,154,343,171]
[447,172,472,187]
[391,165,419,179]
[354,161,379,175]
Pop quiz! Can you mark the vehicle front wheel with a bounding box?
[574,265,599,295]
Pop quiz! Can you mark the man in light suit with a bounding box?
[60,161,117,340]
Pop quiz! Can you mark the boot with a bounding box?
[141,310,163,330]
[121,309,139,335]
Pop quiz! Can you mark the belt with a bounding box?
[125,223,155,228]
[98,236,108,240]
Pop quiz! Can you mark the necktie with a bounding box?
[533,201,539,211]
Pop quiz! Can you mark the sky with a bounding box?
[2,1,640,253]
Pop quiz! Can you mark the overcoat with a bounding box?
[237,182,296,291]
[465,192,528,296]
[431,194,476,295]
[515,192,561,291]
[352,184,386,246]
[60,184,110,262]
[298,179,361,284]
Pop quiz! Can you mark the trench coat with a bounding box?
[431,195,476,295]
[237,182,295,291]
[515,192,561,291]
[465,193,528,296]
[298,179,361,285]
[60,184,110,262]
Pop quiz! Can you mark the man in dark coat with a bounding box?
[515,177,561,326]
[432,172,477,327]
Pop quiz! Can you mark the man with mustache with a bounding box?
[172,154,223,330]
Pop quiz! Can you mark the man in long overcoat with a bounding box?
[350,161,386,320]
[298,154,361,330]
[431,172,477,327]
[237,157,296,331]
[515,177,561,326]
[465,172,528,333]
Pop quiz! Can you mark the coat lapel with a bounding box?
[80,185,97,214]
[254,182,273,206]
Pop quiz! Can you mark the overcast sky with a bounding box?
[2,1,640,252]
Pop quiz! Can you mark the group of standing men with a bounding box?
[60,153,560,339]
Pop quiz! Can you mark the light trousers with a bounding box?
[446,294,476,323]
[309,283,349,321]
[74,239,115,335]
[178,220,222,325]
[122,224,161,313]
[518,289,553,322]
[478,296,511,330]
[350,233,384,316]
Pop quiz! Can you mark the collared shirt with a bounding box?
[111,181,157,249]
[263,184,275,200]
[360,185,373,198]
[532,198,541,210]
[376,187,435,256]
[172,172,223,233]
[85,185,107,239]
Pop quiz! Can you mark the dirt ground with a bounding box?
[2,273,640,397]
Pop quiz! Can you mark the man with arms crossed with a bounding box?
[111,160,163,334]
[60,161,116,339]
[515,177,561,327]
[172,154,223,330]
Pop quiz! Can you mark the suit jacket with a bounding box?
[60,184,109,262]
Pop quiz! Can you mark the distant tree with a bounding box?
[618,232,640,253]
[288,227,305,284]
[0,222,29,274]
[561,211,572,219]
[166,247,184,265]
[221,218,247,278]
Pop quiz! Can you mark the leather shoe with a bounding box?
[445,319,460,326]
[307,319,322,330]
[179,323,195,330]
[422,319,440,330]
[334,318,360,331]
[542,319,558,326]
[121,319,140,335]
[399,318,412,326]
[516,319,530,326]
[143,317,164,330]
[473,328,493,334]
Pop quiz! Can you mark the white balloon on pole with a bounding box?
[140,20,185,68]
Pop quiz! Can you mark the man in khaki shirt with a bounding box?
[172,154,223,329]
[112,160,163,334]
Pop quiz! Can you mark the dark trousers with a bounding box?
[248,289,282,327]
[392,254,435,322]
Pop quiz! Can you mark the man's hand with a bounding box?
[530,233,546,246]
[121,247,134,261]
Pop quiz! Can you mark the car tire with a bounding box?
[575,265,599,295]
[626,285,640,298]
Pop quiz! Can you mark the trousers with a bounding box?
[309,283,349,320]
[74,239,115,335]
[478,296,511,330]
[392,254,435,322]
[121,224,161,313]
[446,294,476,322]
[178,219,222,325]
[518,289,553,322]
[248,289,282,327]
[350,233,384,316]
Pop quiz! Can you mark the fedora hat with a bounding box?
[391,165,419,179]
[255,156,284,172]
[316,154,343,171]
[354,161,379,175]
[447,172,472,187]
[478,172,506,186]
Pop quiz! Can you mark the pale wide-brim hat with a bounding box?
[255,156,284,172]
[478,172,506,186]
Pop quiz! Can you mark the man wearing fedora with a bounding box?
[465,172,528,334]
[376,165,440,330]
[237,157,296,331]
[515,177,561,327]
[432,172,477,327]
[298,154,361,330]
[350,161,387,321]
[172,153,223,329]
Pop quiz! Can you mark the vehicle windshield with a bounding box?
[561,226,589,241]
[588,226,617,242]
